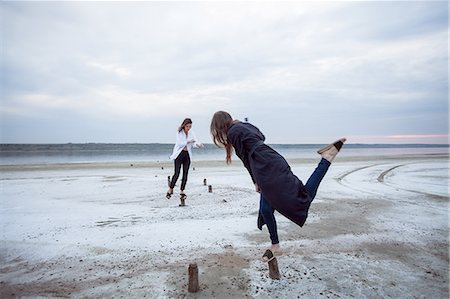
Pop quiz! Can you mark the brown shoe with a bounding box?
[317,138,346,162]
[262,249,275,262]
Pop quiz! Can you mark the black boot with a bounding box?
[179,193,186,207]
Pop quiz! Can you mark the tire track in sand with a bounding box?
[335,164,385,196]
[376,163,448,201]
[337,162,448,201]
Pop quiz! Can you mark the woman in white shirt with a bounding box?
[167,118,204,205]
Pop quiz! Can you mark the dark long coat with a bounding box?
[228,122,311,227]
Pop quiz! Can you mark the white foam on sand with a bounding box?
[1,165,258,258]
[1,154,448,298]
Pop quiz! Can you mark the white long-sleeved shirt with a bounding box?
[169,129,201,160]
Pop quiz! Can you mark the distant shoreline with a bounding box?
[1,143,448,167]
[1,152,448,172]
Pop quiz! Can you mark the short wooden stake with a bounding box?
[268,257,281,280]
[188,263,199,293]
[208,185,212,193]
[203,178,207,186]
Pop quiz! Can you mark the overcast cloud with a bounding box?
[1,1,448,144]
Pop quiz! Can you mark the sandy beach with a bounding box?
[1,153,448,298]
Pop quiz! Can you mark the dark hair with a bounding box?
[178,118,192,132]
[210,111,234,164]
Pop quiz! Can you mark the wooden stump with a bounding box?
[188,263,199,293]
[203,178,207,186]
[208,185,212,193]
[268,257,281,280]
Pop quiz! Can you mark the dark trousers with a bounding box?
[170,150,191,191]
[304,158,331,200]
[259,158,331,244]
[260,194,279,244]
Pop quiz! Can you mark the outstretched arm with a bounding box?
[191,131,204,148]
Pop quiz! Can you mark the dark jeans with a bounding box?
[259,158,331,244]
[304,158,331,200]
[260,194,279,244]
[170,150,191,191]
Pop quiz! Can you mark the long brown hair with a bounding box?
[210,111,234,164]
[178,118,192,133]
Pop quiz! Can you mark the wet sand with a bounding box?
[1,154,448,298]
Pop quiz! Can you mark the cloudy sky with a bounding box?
[1,1,448,144]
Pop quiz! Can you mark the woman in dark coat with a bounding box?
[210,111,346,259]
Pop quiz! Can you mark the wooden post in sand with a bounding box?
[188,263,199,293]
[203,178,207,186]
[268,258,281,280]
[208,185,212,193]
[167,176,171,187]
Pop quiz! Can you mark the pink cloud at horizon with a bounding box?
[347,134,449,144]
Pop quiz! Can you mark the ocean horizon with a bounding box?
[0,143,448,165]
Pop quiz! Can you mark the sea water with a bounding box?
[0,143,448,165]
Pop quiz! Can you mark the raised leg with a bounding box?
[304,158,331,201]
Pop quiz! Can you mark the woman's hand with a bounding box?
[255,183,261,193]
[197,143,204,148]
